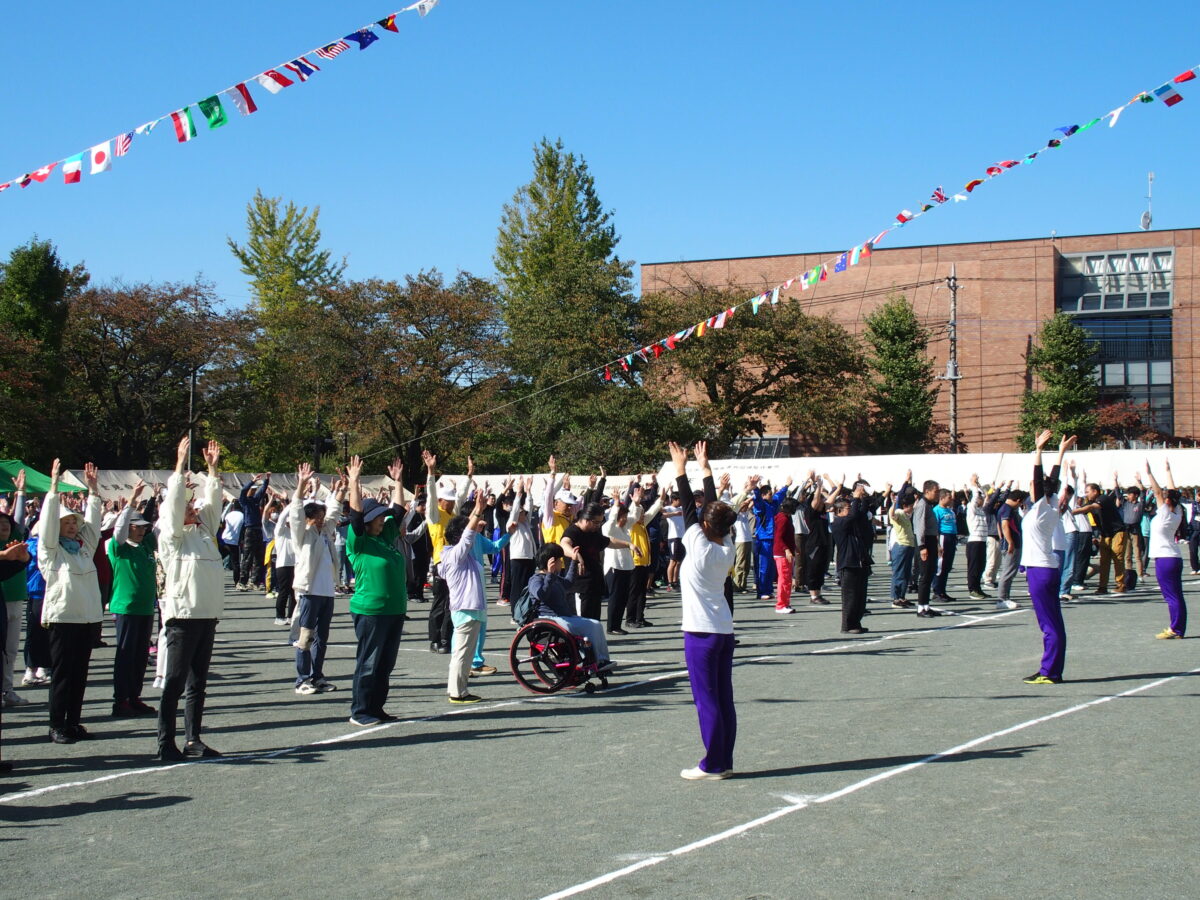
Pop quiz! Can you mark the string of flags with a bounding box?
[0,0,439,195]
[601,62,1200,385]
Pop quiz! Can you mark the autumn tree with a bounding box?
[307,271,506,481]
[639,285,866,454]
[57,280,248,467]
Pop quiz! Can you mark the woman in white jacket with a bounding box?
[155,436,225,761]
[39,459,103,745]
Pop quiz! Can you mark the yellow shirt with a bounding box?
[541,511,571,546]
[429,517,448,564]
[630,521,651,567]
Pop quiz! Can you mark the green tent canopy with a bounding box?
[0,460,86,495]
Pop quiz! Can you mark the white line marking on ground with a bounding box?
[536,664,1200,900]
[0,611,1010,806]
[811,609,1023,654]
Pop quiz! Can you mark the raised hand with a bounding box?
[13,468,25,493]
[131,478,146,502]
[693,440,709,470]
[348,455,364,481]
[297,462,314,485]
[83,462,99,493]
[175,436,190,473]
[387,457,404,483]
[473,488,488,515]
[668,441,689,477]
[548,454,557,474]
[466,455,475,478]
[202,440,221,471]
[421,450,436,473]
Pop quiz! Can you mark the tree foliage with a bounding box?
[227,189,346,316]
[1017,313,1099,450]
[862,293,939,452]
[639,285,866,455]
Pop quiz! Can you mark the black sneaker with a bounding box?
[184,740,222,758]
[68,725,92,741]
[448,694,483,704]
[49,727,76,745]
[916,609,942,618]
[158,744,185,761]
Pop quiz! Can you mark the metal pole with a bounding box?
[187,367,196,470]
[947,265,959,453]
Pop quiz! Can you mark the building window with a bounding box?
[1078,316,1174,434]
[728,436,790,459]
[1058,249,1173,313]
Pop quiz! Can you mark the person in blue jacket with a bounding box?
[750,477,790,600]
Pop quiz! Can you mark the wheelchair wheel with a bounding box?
[510,620,582,695]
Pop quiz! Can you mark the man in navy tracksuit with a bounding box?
[752,482,789,600]
[236,474,270,591]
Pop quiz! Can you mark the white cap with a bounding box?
[555,490,580,506]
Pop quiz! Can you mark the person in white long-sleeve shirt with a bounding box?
[38,458,103,745]
[155,436,226,761]
[288,463,345,695]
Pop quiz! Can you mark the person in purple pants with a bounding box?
[1021,430,1076,685]
[668,439,738,781]
[1143,459,1187,640]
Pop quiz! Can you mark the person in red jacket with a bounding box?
[772,498,799,614]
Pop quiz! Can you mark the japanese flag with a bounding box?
[90,141,113,175]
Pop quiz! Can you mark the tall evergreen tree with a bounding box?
[490,138,679,471]
[862,293,939,452]
[1017,313,1099,449]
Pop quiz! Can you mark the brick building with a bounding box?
[640,227,1198,454]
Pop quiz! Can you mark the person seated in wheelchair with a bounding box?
[528,543,615,673]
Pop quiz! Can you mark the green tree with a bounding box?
[1017,313,1099,449]
[862,293,939,452]
[227,189,345,316]
[0,238,89,462]
[490,138,681,471]
[639,285,867,454]
[225,190,346,469]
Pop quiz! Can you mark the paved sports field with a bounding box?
[1,558,1196,899]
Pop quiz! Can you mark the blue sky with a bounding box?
[2,1,1199,307]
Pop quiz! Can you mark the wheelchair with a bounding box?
[509,618,611,695]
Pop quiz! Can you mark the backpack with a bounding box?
[511,583,540,628]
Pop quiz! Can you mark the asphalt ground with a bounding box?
[0,551,1196,899]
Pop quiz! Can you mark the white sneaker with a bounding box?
[272,618,288,626]
[295,681,318,695]
[1070,584,1086,593]
[774,606,796,614]
[680,766,732,781]
[996,599,1019,610]
[21,670,37,687]
[153,676,164,690]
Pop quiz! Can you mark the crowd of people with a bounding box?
[0,435,1193,777]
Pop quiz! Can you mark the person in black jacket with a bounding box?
[831,487,874,634]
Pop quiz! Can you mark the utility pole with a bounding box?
[945,265,961,453]
[187,366,197,471]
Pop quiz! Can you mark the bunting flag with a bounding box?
[134,121,157,136]
[714,311,727,329]
[770,287,780,305]
[197,96,228,130]
[1176,68,1197,84]
[604,366,612,382]
[285,57,319,82]
[850,244,863,266]
[224,83,258,116]
[931,186,947,204]
[696,320,707,337]
[751,295,764,314]
[896,209,914,223]
[62,154,83,184]
[256,70,294,94]
[114,132,133,156]
[345,29,380,50]
[316,41,350,59]
[834,253,848,273]
[26,164,55,184]
[407,0,440,14]
[1154,82,1184,107]
[965,178,984,192]
[377,15,399,32]
[90,141,112,174]
[170,108,197,143]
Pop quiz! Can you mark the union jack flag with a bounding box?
[114,132,133,157]
[315,41,349,60]
[931,186,948,204]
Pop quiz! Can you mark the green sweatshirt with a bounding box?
[346,513,408,616]
[107,531,158,616]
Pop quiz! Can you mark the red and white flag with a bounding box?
[62,154,84,184]
[91,141,113,174]
[114,132,133,156]
[224,83,258,116]
[255,70,294,94]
